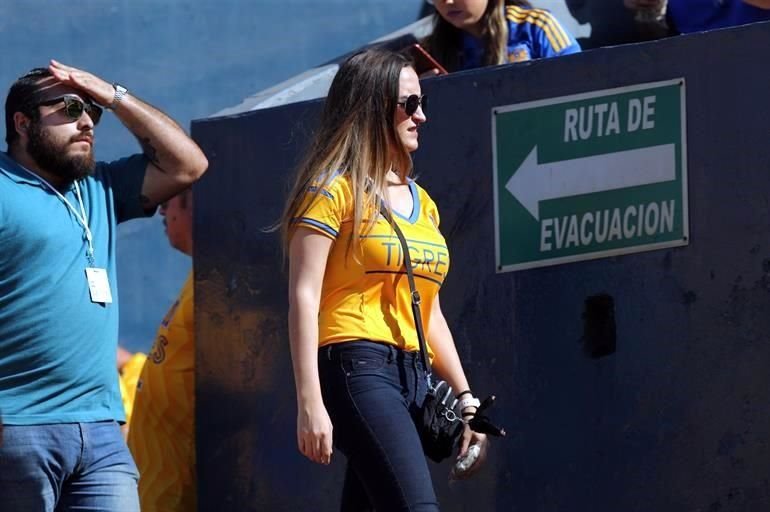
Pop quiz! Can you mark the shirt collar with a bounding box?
[0,151,75,191]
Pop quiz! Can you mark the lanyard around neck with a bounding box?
[21,167,95,264]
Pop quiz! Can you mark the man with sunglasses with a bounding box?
[0,61,208,511]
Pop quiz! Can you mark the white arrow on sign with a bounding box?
[505,143,676,221]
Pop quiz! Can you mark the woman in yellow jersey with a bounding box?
[422,0,580,73]
[278,49,488,510]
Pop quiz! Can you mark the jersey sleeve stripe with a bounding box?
[507,8,570,52]
[307,186,334,200]
[294,218,338,238]
[534,11,570,51]
[537,11,572,50]
[533,16,568,52]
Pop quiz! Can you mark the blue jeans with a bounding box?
[319,340,440,512]
[0,421,139,511]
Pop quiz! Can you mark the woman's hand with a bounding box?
[297,399,334,465]
[454,424,488,479]
[289,229,335,465]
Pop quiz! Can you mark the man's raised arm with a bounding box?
[48,59,209,209]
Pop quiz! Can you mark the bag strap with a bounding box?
[380,202,508,438]
[379,201,433,384]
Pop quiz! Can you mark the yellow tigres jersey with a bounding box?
[295,175,449,356]
[127,272,195,512]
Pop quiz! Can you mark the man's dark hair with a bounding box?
[5,68,52,147]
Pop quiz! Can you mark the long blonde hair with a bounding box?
[278,49,414,256]
[424,0,531,72]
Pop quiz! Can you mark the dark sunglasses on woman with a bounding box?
[32,94,103,125]
[397,94,427,117]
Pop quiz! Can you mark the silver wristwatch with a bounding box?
[107,83,128,111]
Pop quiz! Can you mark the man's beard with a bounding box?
[26,122,96,183]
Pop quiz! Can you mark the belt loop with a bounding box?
[387,344,395,363]
[326,345,333,361]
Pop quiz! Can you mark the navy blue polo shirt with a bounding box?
[0,151,150,424]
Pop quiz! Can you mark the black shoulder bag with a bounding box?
[379,202,507,463]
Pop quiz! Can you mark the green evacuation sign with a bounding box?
[492,79,688,272]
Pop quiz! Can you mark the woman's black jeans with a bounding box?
[319,340,440,512]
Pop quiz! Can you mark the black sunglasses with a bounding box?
[33,94,103,125]
[397,94,427,117]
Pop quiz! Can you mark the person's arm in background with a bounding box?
[117,346,133,371]
[47,60,208,210]
[743,0,770,8]
[427,295,489,476]
[117,346,147,439]
[622,0,671,38]
[288,228,334,466]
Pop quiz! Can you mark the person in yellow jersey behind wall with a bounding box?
[127,187,195,512]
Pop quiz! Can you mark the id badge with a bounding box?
[85,267,113,304]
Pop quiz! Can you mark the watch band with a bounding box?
[107,83,128,111]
